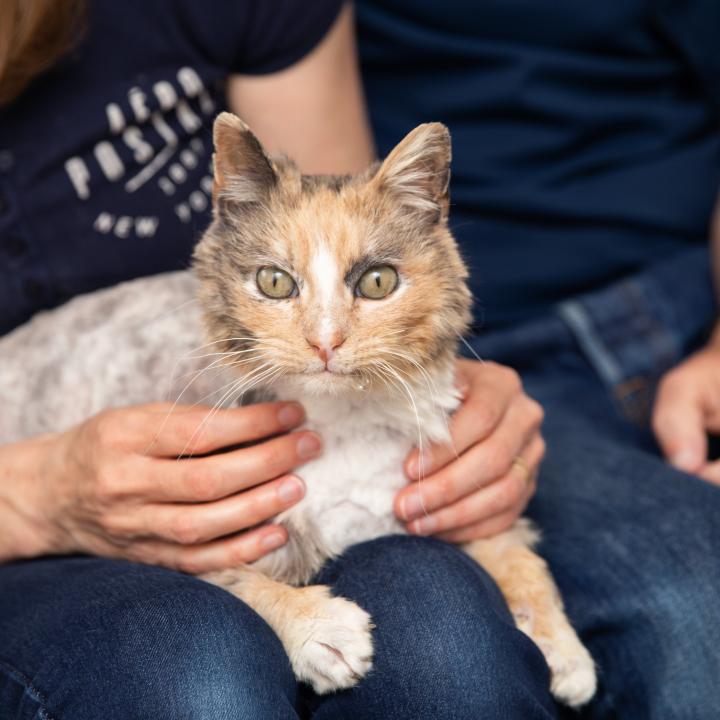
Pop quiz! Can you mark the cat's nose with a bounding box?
[307,334,345,365]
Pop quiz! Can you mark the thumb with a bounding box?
[652,373,707,473]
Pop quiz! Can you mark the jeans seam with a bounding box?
[0,657,57,720]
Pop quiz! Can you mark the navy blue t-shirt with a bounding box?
[0,0,342,335]
[358,0,720,329]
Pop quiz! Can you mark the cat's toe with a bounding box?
[289,594,374,694]
[540,628,597,708]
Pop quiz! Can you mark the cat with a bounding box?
[0,113,596,707]
[196,113,596,706]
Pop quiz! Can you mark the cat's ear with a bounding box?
[212,112,277,206]
[372,123,451,224]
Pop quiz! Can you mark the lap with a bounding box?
[528,386,720,719]
[0,540,556,720]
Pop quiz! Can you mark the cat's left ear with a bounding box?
[372,122,451,224]
[212,112,277,206]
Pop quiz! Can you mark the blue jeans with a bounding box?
[2,247,719,718]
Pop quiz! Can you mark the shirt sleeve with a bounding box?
[234,0,344,74]
[654,0,720,113]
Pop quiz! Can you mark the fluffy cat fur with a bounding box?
[0,114,596,706]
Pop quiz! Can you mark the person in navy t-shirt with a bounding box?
[3,0,720,717]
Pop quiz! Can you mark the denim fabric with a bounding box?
[2,248,719,718]
[468,246,720,719]
[0,539,554,720]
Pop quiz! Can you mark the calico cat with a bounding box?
[196,114,596,706]
[0,113,596,707]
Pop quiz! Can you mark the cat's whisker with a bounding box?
[380,350,459,463]
[176,362,275,460]
[455,330,485,363]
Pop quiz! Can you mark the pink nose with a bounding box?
[308,335,345,365]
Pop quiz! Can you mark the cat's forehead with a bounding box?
[269,186,389,272]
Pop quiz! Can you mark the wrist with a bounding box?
[0,434,69,562]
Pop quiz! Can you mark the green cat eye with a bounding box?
[257,267,297,299]
[356,265,399,300]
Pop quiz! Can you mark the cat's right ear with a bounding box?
[212,112,277,208]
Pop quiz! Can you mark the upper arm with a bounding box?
[226,3,374,175]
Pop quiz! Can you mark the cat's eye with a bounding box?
[356,265,399,300]
[257,267,297,299]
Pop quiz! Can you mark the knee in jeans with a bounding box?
[86,571,295,716]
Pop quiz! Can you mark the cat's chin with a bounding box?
[281,370,371,397]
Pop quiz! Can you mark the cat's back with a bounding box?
[0,271,224,442]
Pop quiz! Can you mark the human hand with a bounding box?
[24,402,321,572]
[652,341,720,483]
[394,359,545,543]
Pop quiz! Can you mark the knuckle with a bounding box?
[497,476,522,512]
[183,465,222,500]
[168,511,203,545]
[94,467,120,502]
[92,410,123,447]
[536,437,547,462]
[527,398,545,426]
[501,366,522,392]
[484,443,513,479]
[176,554,204,575]
[227,542,252,567]
[261,444,290,478]
[432,471,458,503]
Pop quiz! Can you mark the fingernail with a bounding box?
[411,515,438,535]
[401,493,424,520]
[261,531,286,551]
[297,433,322,460]
[278,403,304,429]
[278,475,305,504]
[672,449,701,472]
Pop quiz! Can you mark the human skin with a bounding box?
[0,4,542,570]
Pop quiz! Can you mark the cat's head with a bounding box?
[193,113,471,397]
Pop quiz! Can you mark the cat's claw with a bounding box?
[286,592,374,694]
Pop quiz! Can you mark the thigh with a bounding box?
[303,535,557,720]
[529,404,720,720]
[0,556,298,720]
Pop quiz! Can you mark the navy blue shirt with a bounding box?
[358,0,720,329]
[0,0,342,335]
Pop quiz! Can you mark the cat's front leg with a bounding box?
[463,519,596,708]
[203,566,373,694]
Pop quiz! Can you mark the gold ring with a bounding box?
[512,455,532,486]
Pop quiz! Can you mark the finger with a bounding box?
[134,474,306,545]
[405,362,522,480]
[396,396,543,521]
[434,509,524,544]
[139,401,306,457]
[404,435,543,535]
[140,430,322,501]
[652,376,707,473]
[121,524,290,574]
[697,460,720,486]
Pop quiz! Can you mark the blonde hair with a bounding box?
[0,0,86,106]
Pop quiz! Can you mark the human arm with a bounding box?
[226,3,374,175]
[0,402,321,569]
[395,359,545,542]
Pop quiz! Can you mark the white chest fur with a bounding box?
[254,373,459,585]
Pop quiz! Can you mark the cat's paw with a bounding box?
[538,622,597,708]
[285,586,374,694]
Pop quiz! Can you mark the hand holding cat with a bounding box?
[395,359,545,543]
[2,402,322,571]
[653,337,720,483]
